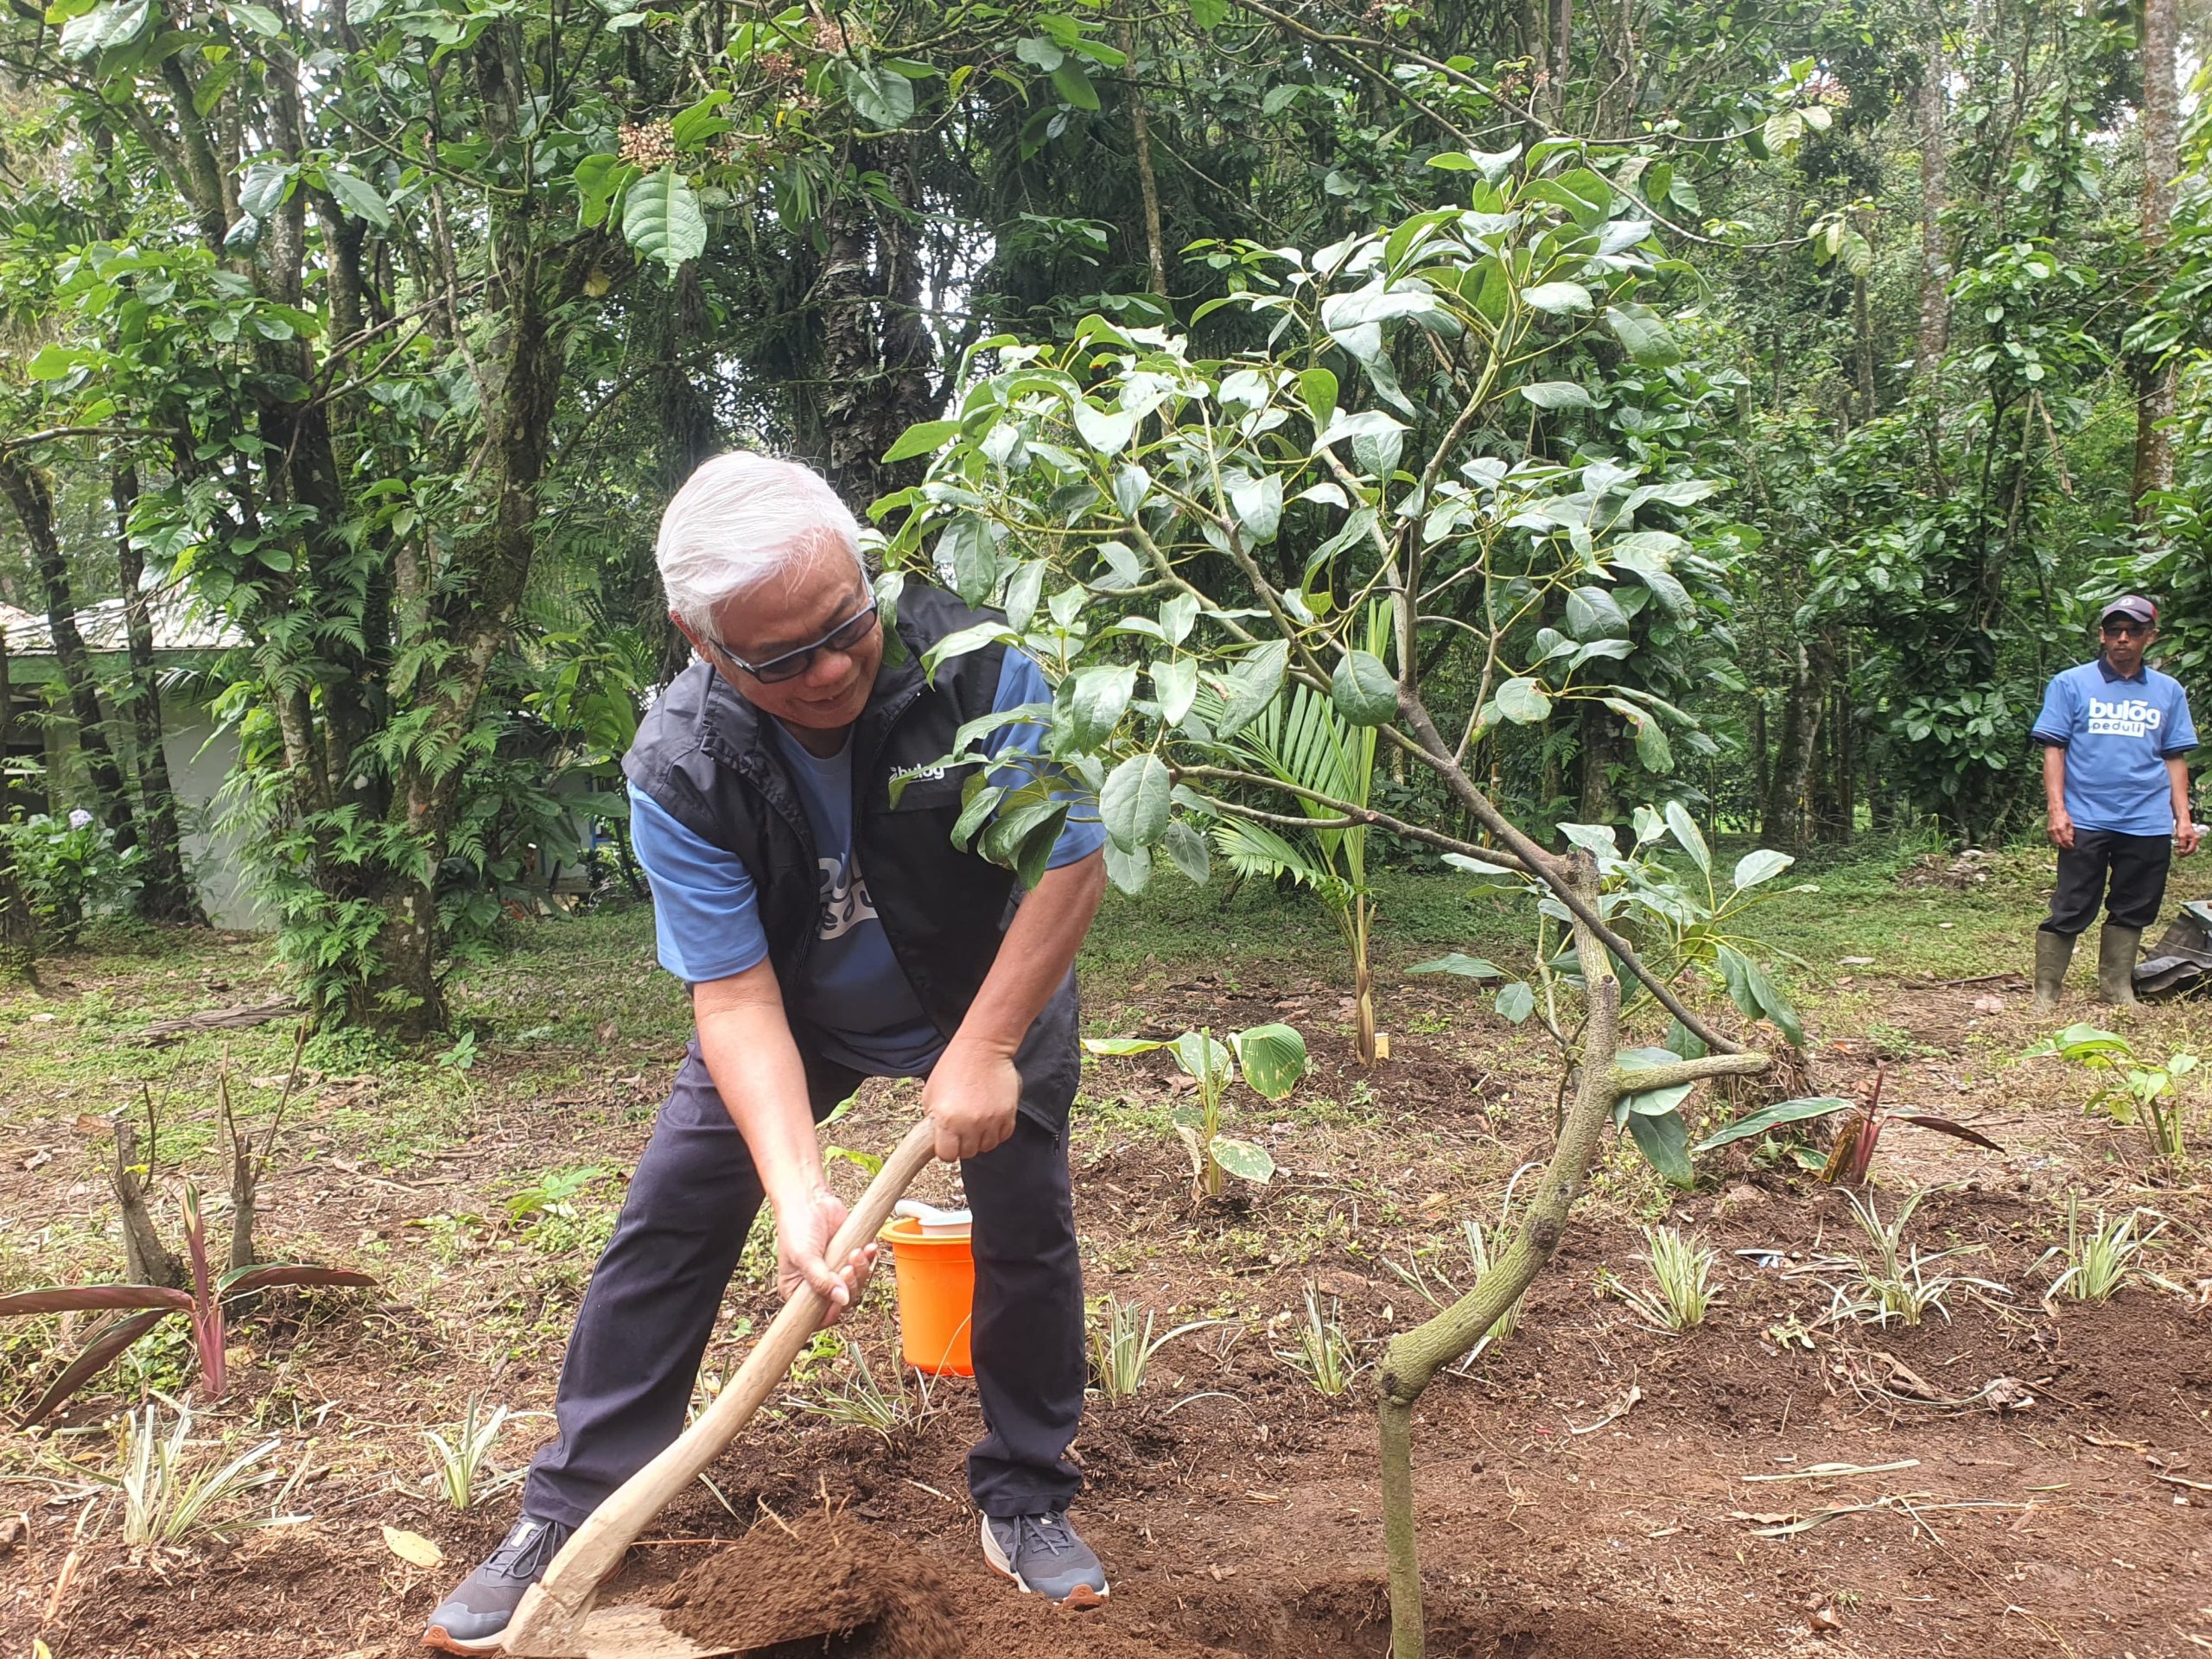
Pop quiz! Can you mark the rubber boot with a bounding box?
[2032,930,2075,1014]
[2096,924,2142,1007]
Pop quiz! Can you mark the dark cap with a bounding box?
[2100,594,2158,626]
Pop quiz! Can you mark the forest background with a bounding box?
[0,0,2208,1032]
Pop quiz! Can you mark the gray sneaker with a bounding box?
[423,1516,574,1653]
[981,1509,1109,1607]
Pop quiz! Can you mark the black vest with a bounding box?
[622,583,1020,1039]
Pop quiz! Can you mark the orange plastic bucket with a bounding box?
[878,1215,975,1376]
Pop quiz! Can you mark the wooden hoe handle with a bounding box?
[500,1116,940,1655]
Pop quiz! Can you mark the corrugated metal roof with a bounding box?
[0,590,244,653]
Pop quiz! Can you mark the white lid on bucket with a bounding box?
[893,1203,973,1238]
[893,1198,973,1236]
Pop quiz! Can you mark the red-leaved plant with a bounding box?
[1692,1065,2004,1185]
[0,1181,374,1427]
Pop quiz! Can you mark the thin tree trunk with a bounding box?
[111,467,202,925]
[2132,0,2179,518]
[1545,0,1572,120]
[1115,9,1168,301]
[1763,641,1825,849]
[1914,54,1950,375]
[0,454,137,849]
[1376,861,1766,1658]
[1577,699,1614,823]
[0,622,33,977]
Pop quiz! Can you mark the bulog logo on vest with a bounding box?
[2087,696,2162,739]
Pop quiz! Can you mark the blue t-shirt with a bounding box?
[629,649,1105,1076]
[2030,657,2198,836]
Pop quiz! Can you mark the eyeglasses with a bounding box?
[703,594,880,684]
[2101,619,2153,638]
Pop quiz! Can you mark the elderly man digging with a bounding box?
[426,454,1110,1652]
[2030,593,2200,1011]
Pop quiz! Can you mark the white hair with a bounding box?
[655,452,866,640]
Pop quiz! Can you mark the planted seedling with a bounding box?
[117,1397,287,1547]
[1088,1296,1223,1399]
[791,1340,934,1440]
[1279,1282,1359,1396]
[423,1394,538,1509]
[1828,1188,2008,1328]
[1691,1064,2003,1184]
[2040,1197,2180,1304]
[1084,1023,1306,1198]
[0,1182,376,1427]
[1605,1224,1717,1331]
[2027,1025,2194,1170]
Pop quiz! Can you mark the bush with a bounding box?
[0,810,145,945]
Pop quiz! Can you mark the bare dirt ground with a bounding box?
[3,874,2210,1659]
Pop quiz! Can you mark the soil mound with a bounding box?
[655,1513,961,1659]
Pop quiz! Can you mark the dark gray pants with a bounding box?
[2044,829,2173,935]
[521,981,1086,1527]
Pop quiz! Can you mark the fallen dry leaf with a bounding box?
[382,1526,443,1569]
[1809,1605,1844,1633]
[1973,994,2005,1014]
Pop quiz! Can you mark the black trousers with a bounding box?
[521,978,1086,1527]
[2043,830,2173,936]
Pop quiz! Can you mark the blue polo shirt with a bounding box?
[628,648,1105,1075]
[2030,657,2197,836]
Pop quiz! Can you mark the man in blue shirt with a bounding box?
[428,455,1113,1653]
[2029,594,2200,1009]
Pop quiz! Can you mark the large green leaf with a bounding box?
[1331,651,1397,727]
[1732,849,1795,891]
[1522,281,1593,314]
[1713,944,1804,1047]
[1230,1023,1307,1099]
[1494,677,1550,723]
[1100,753,1173,850]
[1216,639,1287,738]
[622,167,707,277]
[1688,1096,1851,1154]
[1211,1136,1275,1184]
[1663,801,1710,875]
[1626,1108,1694,1187]
[883,419,961,463]
[1162,819,1211,883]
[1409,953,1502,978]
[1169,1030,1234,1088]
[1496,982,1535,1023]
[1084,1036,1167,1057]
[840,59,916,127]
[1064,664,1137,749]
[324,168,391,228]
[1151,658,1198,726]
[1564,586,1629,641]
[60,0,151,59]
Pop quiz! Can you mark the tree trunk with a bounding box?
[111,467,202,925]
[1853,264,1877,422]
[1545,0,1572,121]
[1576,700,1614,824]
[1376,860,1766,1658]
[2132,0,2179,518]
[0,454,137,849]
[0,621,33,978]
[1913,55,1950,375]
[1762,640,1825,849]
[1116,8,1168,301]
